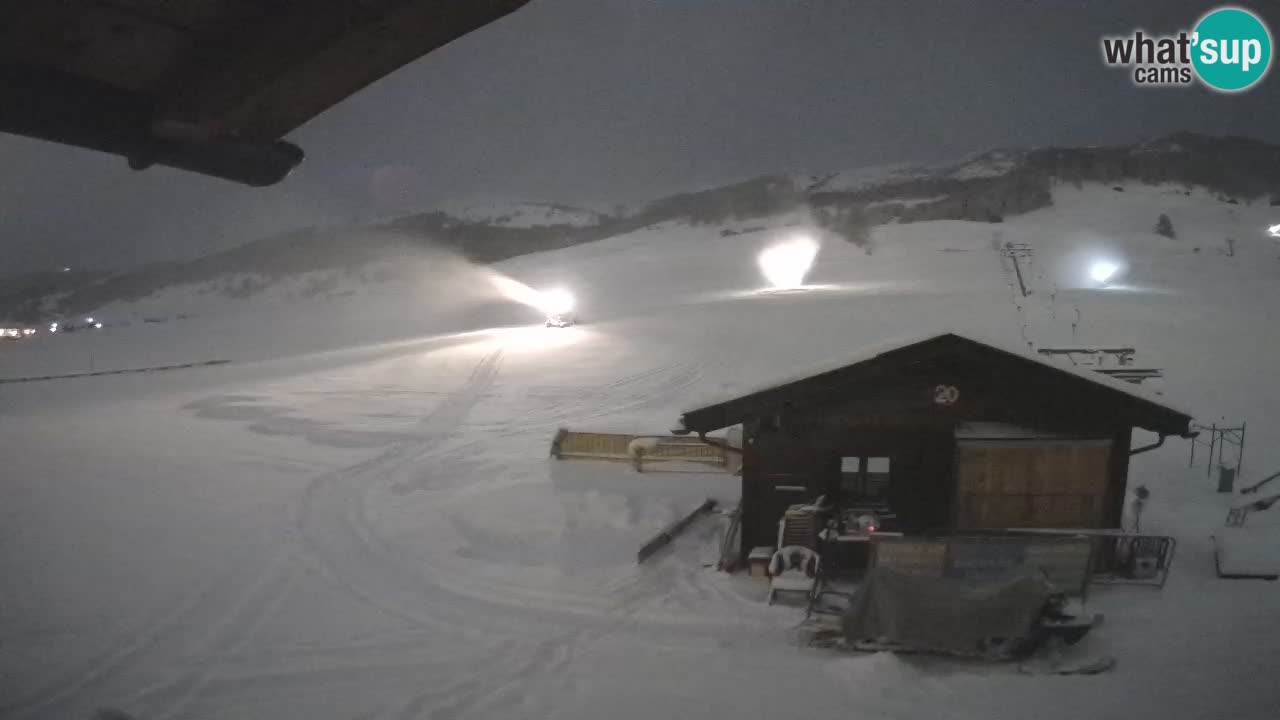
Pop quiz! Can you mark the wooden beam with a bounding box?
[154,0,530,141]
[637,499,718,564]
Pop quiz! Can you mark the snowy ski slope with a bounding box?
[2,182,1280,719]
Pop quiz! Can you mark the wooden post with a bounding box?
[1238,421,1247,477]
[1207,423,1217,479]
[1011,250,1028,297]
[637,499,718,563]
[549,428,568,459]
[1189,426,1197,468]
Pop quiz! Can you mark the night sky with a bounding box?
[2,0,1279,275]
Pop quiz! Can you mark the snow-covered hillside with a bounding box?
[9,133,1280,326]
[795,149,1025,192]
[434,198,607,228]
[3,179,1280,720]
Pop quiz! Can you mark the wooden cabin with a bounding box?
[673,333,1194,565]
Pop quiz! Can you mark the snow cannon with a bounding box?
[539,287,576,328]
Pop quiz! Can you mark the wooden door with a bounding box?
[955,440,1112,529]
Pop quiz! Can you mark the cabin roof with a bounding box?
[675,331,1194,438]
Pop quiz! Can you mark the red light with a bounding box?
[868,526,877,533]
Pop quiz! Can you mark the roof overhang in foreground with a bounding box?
[0,0,531,186]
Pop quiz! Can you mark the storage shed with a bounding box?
[673,333,1194,564]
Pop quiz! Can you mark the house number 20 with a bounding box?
[934,384,959,405]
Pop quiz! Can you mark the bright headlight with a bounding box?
[538,287,575,315]
[758,235,819,289]
[1089,260,1120,284]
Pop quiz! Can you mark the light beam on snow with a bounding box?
[758,234,819,289]
[1268,224,1280,238]
[490,275,543,308]
[456,324,590,355]
[1089,260,1121,285]
[488,325,586,353]
[490,275,575,316]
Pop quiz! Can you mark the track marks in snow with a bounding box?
[375,635,574,720]
[294,350,506,630]
[10,346,737,719]
[514,356,713,432]
[7,351,507,719]
[145,555,304,720]
[182,394,420,449]
[0,546,279,720]
[149,349,506,713]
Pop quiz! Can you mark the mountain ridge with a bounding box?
[4,132,1280,323]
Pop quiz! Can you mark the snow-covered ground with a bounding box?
[3,182,1280,719]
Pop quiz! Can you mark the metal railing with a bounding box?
[1007,528,1176,588]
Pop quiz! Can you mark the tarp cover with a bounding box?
[842,567,1055,653]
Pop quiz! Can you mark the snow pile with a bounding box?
[1215,527,1280,577]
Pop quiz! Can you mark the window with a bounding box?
[840,456,891,502]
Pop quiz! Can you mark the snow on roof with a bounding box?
[679,328,1195,425]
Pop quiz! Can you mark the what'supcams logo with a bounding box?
[1102,6,1272,92]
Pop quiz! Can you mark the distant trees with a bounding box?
[1154,213,1176,239]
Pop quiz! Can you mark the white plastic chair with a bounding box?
[766,545,820,605]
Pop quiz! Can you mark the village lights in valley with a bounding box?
[758,234,820,289]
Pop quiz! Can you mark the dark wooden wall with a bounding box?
[736,350,1140,560]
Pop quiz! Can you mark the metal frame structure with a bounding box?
[1188,421,1247,479]
[1037,346,1165,385]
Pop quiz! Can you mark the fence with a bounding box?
[870,534,1095,598]
[1006,528,1176,588]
